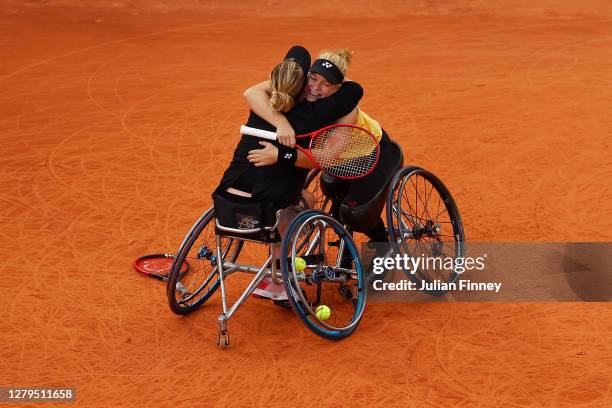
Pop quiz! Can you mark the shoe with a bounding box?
[252,277,288,301]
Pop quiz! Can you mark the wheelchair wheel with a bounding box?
[167,207,243,315]
[302,169,332,212]
[281,210,366,340]
[386,167,465,295]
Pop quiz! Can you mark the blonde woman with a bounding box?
[247,49,399,243]
[216,45,363,209]
[214,45,364,305]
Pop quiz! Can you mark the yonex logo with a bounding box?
[284,153,293,159]
[321,61,332,68]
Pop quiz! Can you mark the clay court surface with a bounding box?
[1,0,612,406]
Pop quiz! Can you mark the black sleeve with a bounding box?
[308,81,363,121]
[284,81,363,135]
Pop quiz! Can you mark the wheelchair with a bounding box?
[166,194,367,348]
[302,140,466,296]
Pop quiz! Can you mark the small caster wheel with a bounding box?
[217,330,230,348]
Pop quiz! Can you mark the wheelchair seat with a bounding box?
[213,193,281,242]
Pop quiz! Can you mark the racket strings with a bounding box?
[310,127,379,178]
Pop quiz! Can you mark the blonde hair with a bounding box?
[317,49,353,76]
[269,60,304,112]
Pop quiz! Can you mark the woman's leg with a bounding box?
[365,217,389,242]
[340,139,395,241]
[254,205,304,307]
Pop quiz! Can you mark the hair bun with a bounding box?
[317,49,353,76]
[336,49,353,65]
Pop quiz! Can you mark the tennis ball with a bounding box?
[294,257,306,272]
[315,305,331,321]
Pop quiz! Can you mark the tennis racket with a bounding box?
[133,253,189,282]
[240,124,380,179]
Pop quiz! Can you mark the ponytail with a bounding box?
[269,60,304,112]
[270,90,295,112]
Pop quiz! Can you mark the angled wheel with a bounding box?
[167,207,243,315]
[281,210,366,340]
[386,167,465,295]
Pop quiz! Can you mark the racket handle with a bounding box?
[240,125,277,141]
[150,273,168,282]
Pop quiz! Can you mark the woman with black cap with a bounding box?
[247,49,400,244]
[213,45,364,303]
[215,45,363,212]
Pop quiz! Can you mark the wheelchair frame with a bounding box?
[304,161,466,296]
[166,141,464,346]
[167,206,367,348]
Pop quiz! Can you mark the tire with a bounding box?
[280,210,366,340]
[167,207,243,315]
[386,167,466,295]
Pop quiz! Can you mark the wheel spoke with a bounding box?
[167,209,243,314]
[282,211,366,340]
[389,168,465,295]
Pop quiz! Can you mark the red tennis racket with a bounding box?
[133,253,189,282]
[240,124,380,179]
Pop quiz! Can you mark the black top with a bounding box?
[215,81,364,208]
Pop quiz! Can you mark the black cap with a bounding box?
[309,58,344,84]
[284,45,311,76]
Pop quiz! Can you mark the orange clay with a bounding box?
[0,1,611,406]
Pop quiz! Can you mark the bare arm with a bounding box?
[244,81,295,147]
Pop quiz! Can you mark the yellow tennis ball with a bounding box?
[294,257,306,272]
[315,305,331,321]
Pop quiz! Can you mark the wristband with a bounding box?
[277,144,298,166]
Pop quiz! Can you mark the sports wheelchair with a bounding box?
[166,140,464,347]
[302,139,466,295]
[166,194,367,348]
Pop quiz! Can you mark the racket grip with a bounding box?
[240,125,278,141]
[150,273,168,282]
